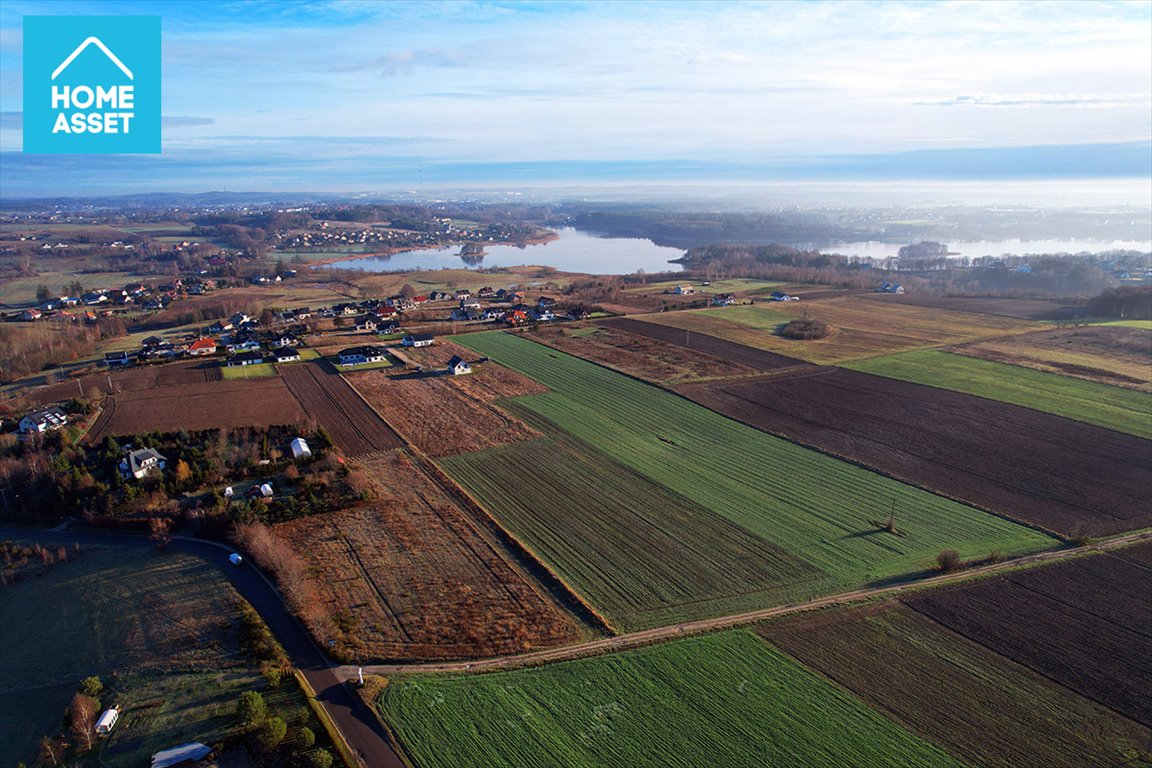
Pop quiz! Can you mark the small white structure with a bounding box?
[259,482,274,498]
[95,706,120,735]
[290,437,312,460]
[224,486,234,498]
[229,553,243,566]
[447,355,472,376]
[402,333,435,348]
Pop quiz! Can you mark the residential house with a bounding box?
[273,346,301,363]
[450,307,481,322]
[505,309,529,326]
[19,407,68,435]
[104,351,132,367]
[477,287,496,299]
[19,308,42,321]
[454,289,471,300]
[712,293,736,307]
[402,333,435,348]
[537,296,557,308]
[208,321,232,335]
[447,355,472,376]
[670,284,694,295]
[531,308,556,322]
[337,345,388,366]
[876,282,905,294]
[354,316,378,333]
[120,448,167,480]
[187,338,218,356]
[226,350,264,367]
[141,335,164,348]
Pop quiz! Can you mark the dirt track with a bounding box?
[347,531,1152,677]
[280,361,403,456]
[678,367,1152,537]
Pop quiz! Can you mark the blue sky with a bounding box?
[0,0,1149,197]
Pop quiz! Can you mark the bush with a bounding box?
[259,716,287,751]
[779,317,830,340]
[79,675,104,698]
[310,749,334,768]
[298,726,316,749]
[236,690,267,729]
[937,549,962,572]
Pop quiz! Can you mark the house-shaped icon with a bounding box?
[52,37,133,81]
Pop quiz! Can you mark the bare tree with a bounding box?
[148,517,173,550]
[70,693,99,752]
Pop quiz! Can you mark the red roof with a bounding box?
[189,338,217,351]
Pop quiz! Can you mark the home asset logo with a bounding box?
[24,16,160,154]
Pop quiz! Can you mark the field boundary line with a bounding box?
[295,670,362,768]
[339,366,616,637]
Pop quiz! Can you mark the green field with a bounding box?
[1094,319,1152,330]
[221,362,278,379]
[761,604,1152,768]
[443,431,821,630]
[451,333,1054,613]
[845,349,1152,439]
[379,630,962,768]
[0,543,307,768]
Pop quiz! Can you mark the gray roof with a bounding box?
[151,742,212,768]
[127,448,166,475]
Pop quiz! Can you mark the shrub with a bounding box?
[259,716,287,750]
[79,675,103,698]
[236,690,267,729]
[310,749,334,768]
[936,549,962,572]
[298,726,316,749]
[779,317,830,340]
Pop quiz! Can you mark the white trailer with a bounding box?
[95,706,120,735]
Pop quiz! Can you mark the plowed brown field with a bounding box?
[597,316,811,373]
[279,361,402,455]
[88,377,305,438]
[680,368,1152,537]
[348,370,541,457]
[274,451,580,660]
[905,544,1152,727]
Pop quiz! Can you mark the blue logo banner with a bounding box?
[23,15,161,154]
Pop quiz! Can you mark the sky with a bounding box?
[0,0,1150,198]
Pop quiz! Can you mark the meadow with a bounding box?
[379,630,962,768]
[0,544,261,767]
[639,296,1041,363]
[845,349,1152,440]
[451,333,1054,612]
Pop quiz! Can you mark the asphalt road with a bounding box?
[0,528,407,768]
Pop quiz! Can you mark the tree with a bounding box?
[310,748,334,768]
[236,690,267,729]
[36,285,52,302]
[70,692,100,752]
[174,459,193,488]
[937,549,962,572]
[39,736,65,767]
[298,726,316,749]
[259,715,287,751]
[148,517,173,550]
[80,675,104,698]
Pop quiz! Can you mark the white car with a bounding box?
[228,553,243,566]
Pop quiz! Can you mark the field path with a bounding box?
[280,360,403,456]
[348,530,1152,677]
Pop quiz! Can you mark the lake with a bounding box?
[325,227,686,275]
[811,239,1152,260]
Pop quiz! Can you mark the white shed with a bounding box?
[95,706,120,735]
[290,437,312,459]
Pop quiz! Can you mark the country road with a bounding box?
[344,529,1152,677]
[6,525,1150,767]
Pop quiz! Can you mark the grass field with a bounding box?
[379,630,962,768]
[1095,319,1152,330]
[761,603,1152,768]
[221,362,278,379]
[625,278,785,294]
[639,296,1041,363]
[845,350,1152,440]
[451,333,1054,610]
[0,544,261,767]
